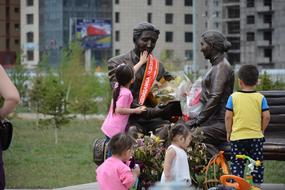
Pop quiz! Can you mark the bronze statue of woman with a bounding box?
[187,30,235,156]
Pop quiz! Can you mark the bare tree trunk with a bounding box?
[54,126,58,144]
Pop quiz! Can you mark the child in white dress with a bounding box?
[161,123,192,185]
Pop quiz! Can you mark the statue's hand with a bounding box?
[163,72,175,81]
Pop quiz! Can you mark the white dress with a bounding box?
[160,144,191,185]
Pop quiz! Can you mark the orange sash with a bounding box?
[139,54,159,105]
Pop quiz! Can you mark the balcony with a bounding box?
[222,0,240,7]
[258,57,270,64]
[257,23,271,30]
[257,5,271,13]
[257,40,270,47]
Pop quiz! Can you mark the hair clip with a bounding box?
[114,82,119,88]
[117,63,126,68]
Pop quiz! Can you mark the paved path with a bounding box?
[16,113,105,120]
[6,183,285,190]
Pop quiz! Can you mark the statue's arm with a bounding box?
[197,65,229,124]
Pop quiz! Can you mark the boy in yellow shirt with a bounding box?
[225,65,270,188]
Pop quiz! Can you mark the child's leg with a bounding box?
[230,140,246,178]
[248,138,264,185]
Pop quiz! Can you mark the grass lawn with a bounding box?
[4,118,103,188]
[3,118,285,188]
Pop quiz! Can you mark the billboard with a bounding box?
[76,19,111,49]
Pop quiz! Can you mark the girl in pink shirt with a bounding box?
[101,52,148,139]
[96,133,140,190]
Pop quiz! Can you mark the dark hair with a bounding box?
[113,64,134,113]
[201,30,232,52]
[170,123,190,141]
[133,22,160,43]
[238,64,259,86]
[109,133,134,155]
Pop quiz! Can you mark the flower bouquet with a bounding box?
[133,128,208,189]
[134,135,166,189]
[187,128,208,188]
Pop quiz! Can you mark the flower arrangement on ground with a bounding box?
[133,128,208,189]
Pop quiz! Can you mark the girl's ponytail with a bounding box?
[112,83,121,113]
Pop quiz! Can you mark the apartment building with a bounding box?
[0,0,20,67]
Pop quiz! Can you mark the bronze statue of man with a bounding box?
[107,22,179,137]
[187,30,235,156]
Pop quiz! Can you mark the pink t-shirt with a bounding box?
[101,87,133,138]
[96,156,135,190]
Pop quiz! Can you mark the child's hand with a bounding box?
[134,106,147,114]
[139,51,148,65]
[133,164,140,176]
[227,133,231,142]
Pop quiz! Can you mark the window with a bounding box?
[185,32,193,42]
[115,49,120,56]
[214,0,219,6]
[185,0,192,6]
[6,23,9,34]
[115,0,119,4]
[147,0,152,5]
[264,49,272,58]
[228,21,240,34]
[165,0,172,6]
[185,50,193,60]
[14,39,19,45]
[247,15,255,24]
[26,0,33,6]
[228,6,239,18]
[263,14,272,24]
[263,31,272,41]
[115,12,120,23]
[27,32,34,43]
[26,14,33,24]
[14,23,20,31]
[165,13,173,24]
[247,0,254,7]
[264,0,271,7]
[165,32,173,42]
[227,37,240,49]
[185,14,192,24]
[75,1,90,7]
[215,22,219,29]
[215,11,220,18]
[246,32,255,41]
[115,30,120,42]
[6,39,10,50]
[228,53,240,64]
[147,13,152,23]
[14,7,19,13]
[27,50,34,61]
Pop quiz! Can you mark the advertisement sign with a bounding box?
[76,19,111,49]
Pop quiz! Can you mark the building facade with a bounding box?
[112,0,195,70]
[0,0,20,67]
[21,0,112,67]
[240,0,285,69]
[202,0,285,69]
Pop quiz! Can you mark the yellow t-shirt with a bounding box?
[226,91,269,141]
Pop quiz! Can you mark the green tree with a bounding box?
[9,51,29,106]
[29,73,70,144]
[257,71,273,90]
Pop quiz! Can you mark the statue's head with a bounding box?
[133,22,160,54]
[200,30,231,59]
